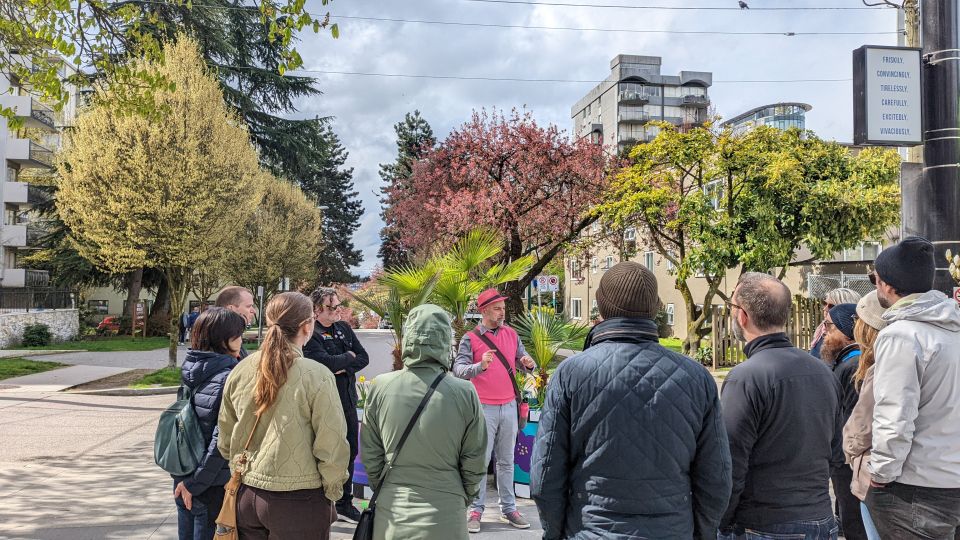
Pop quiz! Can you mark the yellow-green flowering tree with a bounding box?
[227,172,325,297]
[595,123,902,354]
[57,37,259,366]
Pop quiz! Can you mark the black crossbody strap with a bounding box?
[473,329,522,402]
[369,371,445,508]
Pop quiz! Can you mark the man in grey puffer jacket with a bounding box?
[867,236,960,537]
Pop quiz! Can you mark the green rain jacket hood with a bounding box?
[361,304,488,539]
[401,304,453,371]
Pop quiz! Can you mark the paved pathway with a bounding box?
[0,365,132,393]
[0,389,541,539]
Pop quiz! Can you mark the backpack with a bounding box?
[154,385,207,476]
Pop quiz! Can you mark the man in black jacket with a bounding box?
[531,262,731,539]
[303,287,369,523]
[820,303,866,540]
[719,272,845,539]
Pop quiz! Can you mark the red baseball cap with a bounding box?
[476,289,508,309]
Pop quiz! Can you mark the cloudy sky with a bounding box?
[287,0,900,277]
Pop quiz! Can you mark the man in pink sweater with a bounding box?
[453,288,536,533]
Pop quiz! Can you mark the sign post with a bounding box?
[257,285,265,343]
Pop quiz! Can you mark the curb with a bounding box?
[0,349,88,358]
[67,386,179,397]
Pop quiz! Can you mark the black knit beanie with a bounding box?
[596,261,659,320]
[828,303,857,341]
[874,236,935,295]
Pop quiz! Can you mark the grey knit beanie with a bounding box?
[596,261,659,320]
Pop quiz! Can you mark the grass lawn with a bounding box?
[13,335,170,352]
[130,367,181,388]
[0,358,65,381]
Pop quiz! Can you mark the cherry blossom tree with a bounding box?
[386,108,610,314]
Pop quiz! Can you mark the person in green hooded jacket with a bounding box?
[361,304,488,540]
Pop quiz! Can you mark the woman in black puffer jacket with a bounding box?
[173,307,246,540]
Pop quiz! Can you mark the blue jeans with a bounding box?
[471,402,518,514]
[860,502,880,540]
[176,494,213,540]
[718,516,838,539]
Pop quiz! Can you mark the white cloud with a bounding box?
[289,0,898,276]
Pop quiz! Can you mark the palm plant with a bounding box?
[431,228,534,341]
[349,263,440,370]
[514,307,590,408]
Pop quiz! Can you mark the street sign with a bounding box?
[853,45,922,146]
[954,287,960,305]
[257,286,264,298]
[547,275,560,292]
[538,276,548,288]
[531,279,539,290]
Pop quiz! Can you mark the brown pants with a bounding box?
[237,485,336,540]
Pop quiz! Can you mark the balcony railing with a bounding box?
[28,141,54,168]
[0,287,74,314]
[618,110,650,123]
[682,94,710,107]
[618,90,651,105]
[25,269,50,287]
[30,101,55,129]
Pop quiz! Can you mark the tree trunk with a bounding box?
[124,268,144,337]
[165,269,190,369]
[148,279,171,337]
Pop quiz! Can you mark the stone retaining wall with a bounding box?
[0,309,80,349]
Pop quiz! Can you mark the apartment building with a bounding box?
[572,54,712,152]
[0,57,81,290]
[720,102,812,136]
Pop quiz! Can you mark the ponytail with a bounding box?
[254,292,314,414]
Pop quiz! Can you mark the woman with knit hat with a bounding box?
[842,291,888,540]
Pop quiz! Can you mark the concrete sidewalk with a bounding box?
[0,365,133,393]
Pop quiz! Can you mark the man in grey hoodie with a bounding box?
[866,237,960,538]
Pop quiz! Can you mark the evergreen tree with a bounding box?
[378,111,435,269]
[287,121,364,285]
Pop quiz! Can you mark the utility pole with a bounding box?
[908,0,960,293]
[900,0,922,163]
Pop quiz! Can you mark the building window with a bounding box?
[570,259,582,279]
[666,303,675,325]
[591,258,599,273]
[88,300,108,315]
[704,179,724,211]
[666,251,676,272]
[571,298,582,320]
[624,227,636,242]
[604,255,615,270]
[644,251,655,271]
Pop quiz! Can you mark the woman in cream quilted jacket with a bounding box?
[219,292,350,539]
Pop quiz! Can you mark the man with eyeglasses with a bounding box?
[304,287,370,524]
[718,272,844,540]
[820,303,867,540]
[809,288,861,360]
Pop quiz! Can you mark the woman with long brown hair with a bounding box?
[218,292,349,539]
[842,291,887,540]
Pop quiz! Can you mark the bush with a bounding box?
[694,346,713,366]
[22,323,53,347]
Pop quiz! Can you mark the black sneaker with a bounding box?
[337,504,362,524]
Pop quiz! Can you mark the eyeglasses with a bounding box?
[725,300,743,311]
[823,320,836,330]
[323,303,344,312]
[823,302,835,310]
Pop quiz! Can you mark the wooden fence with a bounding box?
[708,296,823,369]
